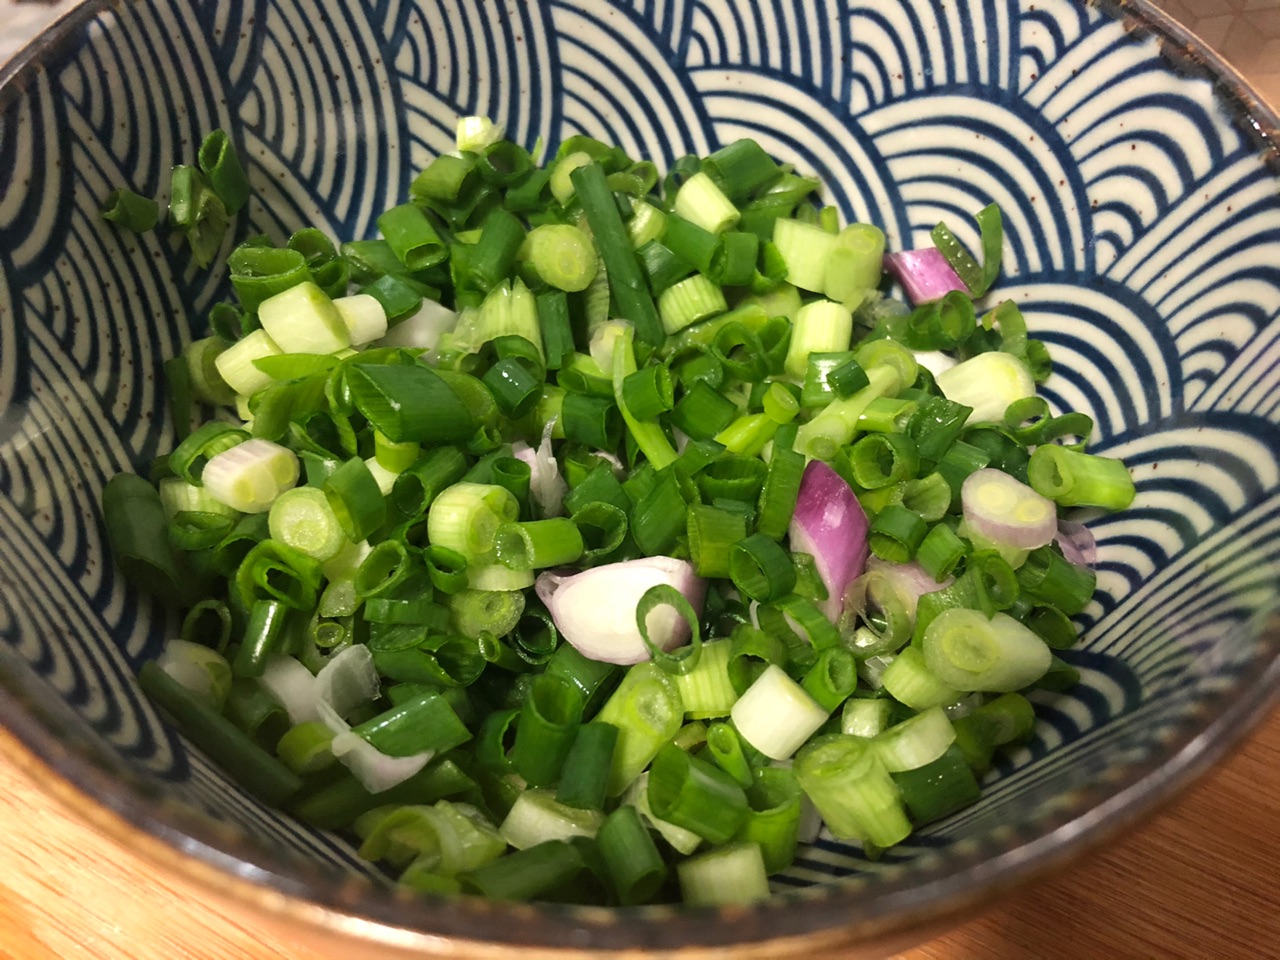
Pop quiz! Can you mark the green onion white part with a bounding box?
[731,665,829,761]
[677,843,770,907]
[215,328,283,396]
[499,790,605,849]
[201,438,299,514]
[784,299,854,378]
[267,486,346,562]
[935,351,1035,424]
[673,172,740,234]
[456,115,503,153]
[156,640,231,710]
[922,609,1053,692]
[257,280,351,354]
[773,218,837,293]
[335,293,388,346]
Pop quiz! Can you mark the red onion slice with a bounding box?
[260,655,322,725]
[789,460,870,621]
[884,249,969,305]
[374,298,458,351]
[314,644,381,718]
[865,556,953,618]
[512,423,568,518]
[318,701,433,793]
[1055,519,1097,568]
[961,468,1058,550]
[536,557,706,664]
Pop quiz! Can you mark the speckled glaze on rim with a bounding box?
[0,0,1278,955]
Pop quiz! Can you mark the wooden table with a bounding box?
[0,707,1275,960]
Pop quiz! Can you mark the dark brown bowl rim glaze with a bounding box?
[1,0,1279,953]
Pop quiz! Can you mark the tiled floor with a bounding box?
[3,1,1280,106]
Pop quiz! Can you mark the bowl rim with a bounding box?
[2,0,1280,952]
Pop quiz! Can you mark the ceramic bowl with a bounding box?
[1,0,1278,956]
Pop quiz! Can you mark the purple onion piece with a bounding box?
[789,460,870,621]
[536,557,706,664]
[1055,519,1097,568]
[884,248,970,305]
[961,468,1058,551]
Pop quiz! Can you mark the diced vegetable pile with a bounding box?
[100,117,1135,907]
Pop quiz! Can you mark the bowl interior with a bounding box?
[1,0,1279,950]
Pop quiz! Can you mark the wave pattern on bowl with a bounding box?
[1,0,1278,897]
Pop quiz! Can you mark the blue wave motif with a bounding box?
[862,96,1092,268]
[394,0,559,168]
[691,68,911,243]
[550,1,712,162]
[1,0,1279,897]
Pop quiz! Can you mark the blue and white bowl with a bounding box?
[1,0,1278,954]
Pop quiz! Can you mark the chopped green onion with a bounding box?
[460,840,583,902]
[647,742,749,844]
[686,504,749,579]
[794,735,909,847]
[669,380,738,441]
[671,639,737,719]
[801,647,859,712]
[922,608,1052,692]
[879,645,961,710]
[391,447,469,519]
[729,533,797,603]
[874,705,956,772]
[412,153,477,202]
[526,223,597,292]
[571,162,663,346]
[500,789,604,850]
[621,364,674,420]
[353,690,471,756]
[784,299,853,379]
[659,274,728,335]
[268,486,345,561]
[611,326,678,469]
[891,742,982,824]
[824,223,885,304]
[598,805,668,905]
[731,664,829,761]
[917,522,969,582]
[740,767,802,874]
[555,722,619,811]
[1016,544,1096,615]
[674,171,740,234]
[850,433,920,489]
[868,504,928,563]
[197,129,250,215]
[323,457,386,542]
[677,842,770,907]
[702,139,780,200]
[511,673,584,787]
[560,393,622,450]
[595,663,684,797]
[935,351,1034,425]
[842,697,893,739]
[169,165,229,267]
[772,218,837,293]
[726,625,787,696]
[1028,445,1136,511]
[378,202,447,271]
[100,188,159,232]
[705,721,754,788]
